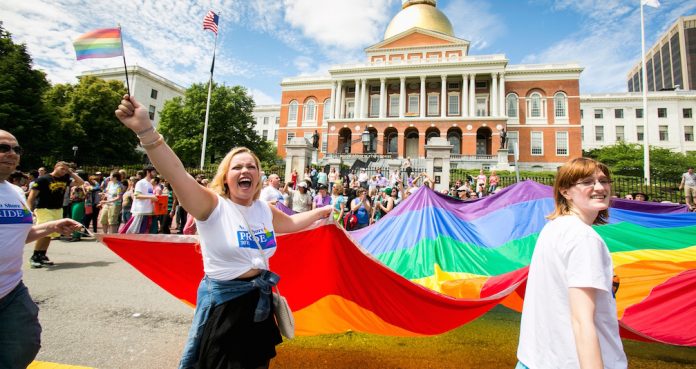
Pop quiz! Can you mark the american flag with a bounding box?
[203,10,219,35]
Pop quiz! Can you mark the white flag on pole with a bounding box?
[642,0,660,8]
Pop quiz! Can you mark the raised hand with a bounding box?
[115,95,152,134]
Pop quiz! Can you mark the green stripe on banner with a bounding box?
[599,223,696,253]
[73,40,122,50]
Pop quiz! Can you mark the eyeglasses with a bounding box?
[0,144,23,155]
[574,178,612,187]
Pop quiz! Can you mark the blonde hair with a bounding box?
[209,147,263,201]
[547,157,611,225]
[332,184,344,196]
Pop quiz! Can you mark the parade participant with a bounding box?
[26,160,84,268]
[100,171,124,234]
[517,157,626,369]
[259,174,284,205]
[0,130,82,368]
[350,188,372,230]
[679,166,696,211]
[124,166,158,234]
[115,95,331,369]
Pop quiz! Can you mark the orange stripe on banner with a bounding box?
[293,295,421,337]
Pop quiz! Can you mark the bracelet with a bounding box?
[136,126,155,138]
[141,134,164,150]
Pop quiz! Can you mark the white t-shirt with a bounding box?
[260,185,284,203]
[131,178,154,215]
[0,182,33,298]
[518,215,626,369]
[682,172,696,187]
[196,195,276,281]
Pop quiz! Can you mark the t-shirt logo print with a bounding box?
[236,226,276,249]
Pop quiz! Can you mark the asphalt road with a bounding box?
[22,237,191,369]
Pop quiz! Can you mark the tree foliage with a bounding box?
[158,82,278,167]
[584,142,696,179]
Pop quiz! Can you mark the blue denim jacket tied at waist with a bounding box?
[178,270,280,369]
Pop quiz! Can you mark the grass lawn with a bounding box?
[274,306,696,368]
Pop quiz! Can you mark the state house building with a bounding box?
[277,0,582,170]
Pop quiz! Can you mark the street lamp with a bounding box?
[72,146,78,162]
[361,129,371,145]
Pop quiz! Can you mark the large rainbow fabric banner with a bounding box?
[100,181,696,346]
[73,28,123,60]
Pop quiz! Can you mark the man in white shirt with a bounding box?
[125,165,158,233]
[679,167,696,211]
[260,174,284,205]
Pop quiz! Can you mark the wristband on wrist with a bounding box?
[136,126,155,138]
[141,134,164,150]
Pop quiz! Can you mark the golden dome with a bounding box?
[384,0,454,40]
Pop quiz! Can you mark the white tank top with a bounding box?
[196,195,276,281]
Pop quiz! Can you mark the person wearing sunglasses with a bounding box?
[516,158,626,369]
[0,130,82,368]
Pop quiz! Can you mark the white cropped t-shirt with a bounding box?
[196,195,277,281]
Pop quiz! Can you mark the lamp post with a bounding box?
[72,146,78,163]
[361,129,371,152]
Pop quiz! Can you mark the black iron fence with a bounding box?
[77,163,286,182]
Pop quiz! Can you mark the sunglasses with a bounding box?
[0,144,23,155]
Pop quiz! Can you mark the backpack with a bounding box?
[343,211,357,231]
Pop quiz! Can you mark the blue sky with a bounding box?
[2,0,695,105]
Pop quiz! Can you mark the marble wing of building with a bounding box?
[278,0,583,170]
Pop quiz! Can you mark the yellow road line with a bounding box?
[28,361,95,369]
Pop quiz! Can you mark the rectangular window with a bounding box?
[369,95,380,117]
[475,81,487,89]
[684,108,693,118]
[595,126,604,142]
[507,131,518,155]
[659,125,668,141]
[637,125,644,141]
[448,94,459,115]
[262,130,268,140]
[448,82,460,89]
[148,105,156,121]
[263,117,269,125]
[347,87,355,93]
[427,95,439,116]
[407,95,419,114]
[531,132,543,156]
[389,95,399,117]
[594,109,603,119]
[614,109,624,119]
[658,108,667,118]
[556,131,568,156]
[346,100,355,119]
[616,126,624,142]
[636,108,644,118]
[322,133,328,152]
[685,126,694,142]
[150,89,158,99]
[370,85,380,93]
[581,126,584,142]
[287,132,295,142]
[275,117,280,125]
[580,109,583,119]
[476,97,487,117]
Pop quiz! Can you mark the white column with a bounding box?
[329,81,336,120]
[440,75,447,118]
[361,79,368,118]
[399,76,406,118]
[337,81,344,119]
[499,73,506,117]
[469,73,476,116]
[462,74,468,117]
[354,79,361,120]
[379,78,386,118]
[491,73,498,117]
[420,76,426,118]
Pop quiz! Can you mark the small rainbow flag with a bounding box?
[73,28,123,60]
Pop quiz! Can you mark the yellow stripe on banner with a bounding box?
[611,245,696,267]
[411,263,487,297]
[28,361,95,369]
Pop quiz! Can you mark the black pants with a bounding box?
[176,206,187,234]
[82,207,99,232]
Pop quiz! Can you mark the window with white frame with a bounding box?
[407,94,419,114]
[615,109,624,119]
[595,126,604,142]
[684,108,693,118]
[527,92,544,118]
[658,108,667,118]
[659,125,668,141]
[275,117,280,125]
[616,126,624,141]
[448,93,459,115]
[346,99,355,119]
[636,109,643,118]
[389,94,399,117]
[637,125,644,141]
[685,126,694,141]
[507,131,518,155]
[288,101,298,122]
[427,94,439,116]
[304,100,316,121]
[556,131,568,156]
[287,132,295,142]
[322,133,328,152]
[531,132,543,155]
[148,105,156,121]
[475,96,488,117]
[262,130,268,140]
[263,117,269,125]
[323,99,331,119]
[506,94,518,118]
[369,95,380,117]
[554,92,567,118]
[594,109,603,119]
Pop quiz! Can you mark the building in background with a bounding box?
[580,90,696,153]
[627,15,696,92]
[252,104,281,144]
[278,0,583,171]
[81,65,185,129]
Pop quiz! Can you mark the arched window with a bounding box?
[323,99,331,120]
[554,92,567,118]
[506,93,518,118]
[304,100,316,121]
[288,100,298,122]
[527,92,545,118]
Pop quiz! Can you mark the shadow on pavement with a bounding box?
[45,261,115,271]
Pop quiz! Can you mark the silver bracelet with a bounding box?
[136,126,155,138]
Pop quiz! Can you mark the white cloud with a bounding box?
[442,0,505,51]
[249,88,278,105]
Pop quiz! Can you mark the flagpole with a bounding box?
[118,24,131,97]
[640,1,650,185]
[200,31,218,170]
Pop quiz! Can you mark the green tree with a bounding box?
[158,82,277,166]
[0,25,54,168]
[584,142,696,179]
